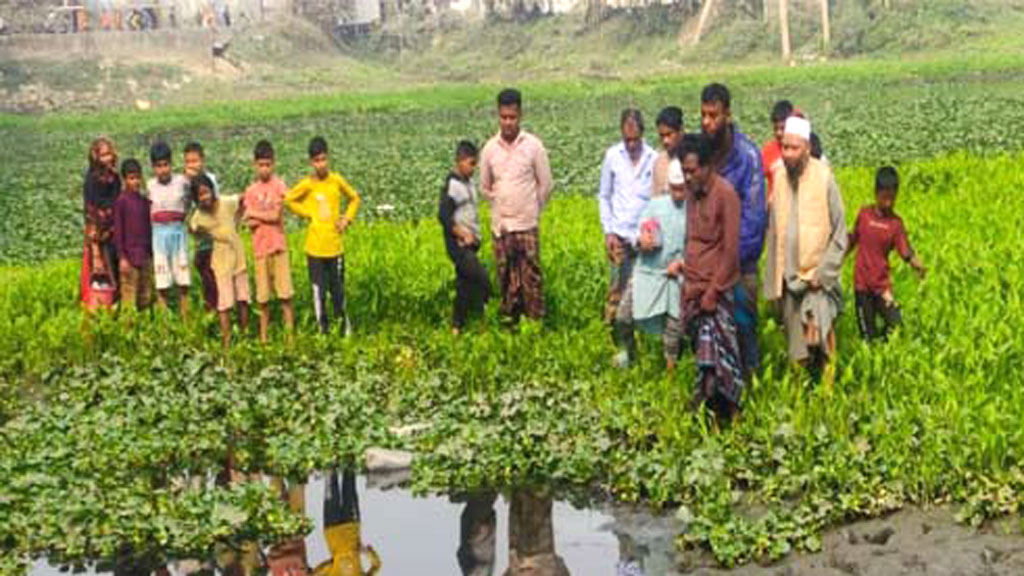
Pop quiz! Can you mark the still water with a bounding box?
[31,473,681,576]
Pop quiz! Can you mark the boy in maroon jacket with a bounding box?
[848,166,927,341]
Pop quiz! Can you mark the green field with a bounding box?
[2,55,1024,572]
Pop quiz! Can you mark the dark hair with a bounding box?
[771,100,794,123]
[254,140,275,161]
[497,88,522,109]
[190,172,216,203]
[701,83,731,109]
[810,132,824,160]
[150,141,172,164]
[183,141,204,158]
[620,108,644,133]
[876,166,899,192]
[655,106,683,132]
[455,140,478,160]
[308,136,328,158]
[120,158,142,178]
[676,133,712,166]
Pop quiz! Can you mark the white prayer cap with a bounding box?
[784,116,812,141]
[668,158,686,187]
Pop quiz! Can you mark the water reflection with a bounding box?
[35,474,680,576]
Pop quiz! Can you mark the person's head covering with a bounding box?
[668,158,686,187]
[784,116,811,142]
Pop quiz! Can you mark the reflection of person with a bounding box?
[615,532,646,576]
[456,494,497,576]
[504,492,569,576]
[267,478,309,576]
[313,470,381,576]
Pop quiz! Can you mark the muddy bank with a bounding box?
[690,509,1024,576]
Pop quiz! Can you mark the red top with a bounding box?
[850,205,914,294]
[761,140,782,200]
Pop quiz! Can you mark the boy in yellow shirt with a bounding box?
[286,136,361,335]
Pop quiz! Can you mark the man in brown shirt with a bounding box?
[667,134,743,421]
[480,88,554,322]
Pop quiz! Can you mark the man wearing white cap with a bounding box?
[612,157,688,370]
[764,116,848,385]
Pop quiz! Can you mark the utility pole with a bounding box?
[778,0,791,63]
[820,0,830,53]
[692,0,716,46]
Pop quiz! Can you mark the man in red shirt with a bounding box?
[761,100,793,202]
[848,166,927,341]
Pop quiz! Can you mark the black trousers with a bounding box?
[855,290,903,341]
[324,469,359,527]
[308,256,346,335]
[450,245,490,329]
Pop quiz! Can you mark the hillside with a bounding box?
[1,0,1023,113]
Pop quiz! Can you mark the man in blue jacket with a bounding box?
[700,83,767,380]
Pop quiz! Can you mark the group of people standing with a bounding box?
[81,134,360,348]
[80,83,926,418]
[587,84,926,420]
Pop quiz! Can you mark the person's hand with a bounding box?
[605,234,622,264]
[881,289,895,304]
[335,217,350,233]
[119,257,130,273]
[666,259,686,278]
[912,257,927,280]
[808,277,822,290]
[700,290,717,313]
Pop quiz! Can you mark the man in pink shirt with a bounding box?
[480,88,554,322]
[244,140,295,343]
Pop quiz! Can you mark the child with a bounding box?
[148,141,192,319]
[848,166,927,341]
[113,158,153,312]
[183,141,220,312]
[243,140,295,343]
[189,173,250,348]
[438,140,490,334]
[81,137,121,311]
[286,136,361,335]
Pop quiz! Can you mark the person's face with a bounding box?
[681,153,706,194]
[124,172,141,193]
[97,144,115,170]
[622,120,643,159]
[670,181,687,203]
[255,158,274,182]
[153,159,172,183]
[700,101,730,139]
[311,153,329,179]
[781,133,809,177]
[456,155,478,179]
[657,124,681,152]
[499,105,521,141]
[773,119,787,144]
[197,184,214,209]
[184,151,204,178]
[876,188,897,214]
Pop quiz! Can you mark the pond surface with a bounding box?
[31,472,682,576]
[30,474,1024,575]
